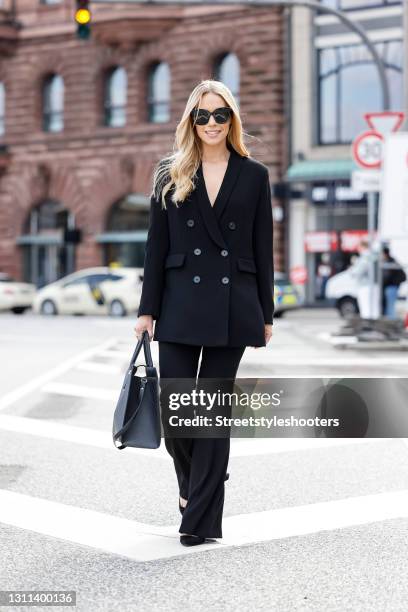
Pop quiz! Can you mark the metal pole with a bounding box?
[367,191,376,320]
[91,0,390,110]
[378,239,384,319]
[403,0,408,131]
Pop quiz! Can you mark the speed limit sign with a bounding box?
[352,130,384,169]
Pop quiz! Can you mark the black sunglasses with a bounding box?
[190,107,232,125]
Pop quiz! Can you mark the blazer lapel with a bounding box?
[194,147,244,250]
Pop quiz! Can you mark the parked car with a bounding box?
[325,265,408,318]
[273,272,302,318]
[0,273,36,314]
[33,267,144,317]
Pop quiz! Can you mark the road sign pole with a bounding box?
[352,113,405,324]
[367,191,377,319]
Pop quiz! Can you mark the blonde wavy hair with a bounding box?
[152,79,250,209]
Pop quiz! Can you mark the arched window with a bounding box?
[147,62,170,123]
[0,82,5,136]
[96,194,150,268]
[19,199,74,287]
[104,66,127,127]
[42,74,64,132]
[318,40,403,144]
[23,199,69,234]
[214,53,240,104]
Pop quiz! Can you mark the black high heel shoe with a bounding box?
[180,534,205,546]
[179,496,187,515]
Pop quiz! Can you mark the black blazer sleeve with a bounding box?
[253,168,275,325]
[137,194,169,319]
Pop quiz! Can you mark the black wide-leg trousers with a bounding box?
[158,341,246,539]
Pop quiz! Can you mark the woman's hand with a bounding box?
[252,324,273,349]
[264,324,273,344]
[134,315,154,341]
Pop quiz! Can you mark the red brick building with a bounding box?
[0,0,287,287]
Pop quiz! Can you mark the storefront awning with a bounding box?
[285,159,359,183]
[95,231,148,243]
[16,234,63,245]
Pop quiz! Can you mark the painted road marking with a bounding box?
[115,341,408,367]
[1,489,408,562]
[0,338,118,412]
[0,414,169,457]
[98,350,132,360]
[240,354,408,366]
[75,361,124,375]
[40,382,118,401]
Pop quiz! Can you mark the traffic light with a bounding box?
[75,0,91,40]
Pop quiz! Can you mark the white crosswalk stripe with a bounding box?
[0,337,118,412]
[1,334,407,568]
[41,381,119,401]
[1,488,408,562]
[75,361,123,374]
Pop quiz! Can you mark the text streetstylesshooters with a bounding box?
[167,415,340,428]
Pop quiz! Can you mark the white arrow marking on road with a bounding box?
[1,489,408,561]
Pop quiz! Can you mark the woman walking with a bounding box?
[134,79,274,546]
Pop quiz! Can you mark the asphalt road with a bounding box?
[1,310,408,612]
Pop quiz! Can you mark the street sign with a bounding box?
[351,169,382,192]
[351,112,405,172]
[289,266,308,285]
[378,132,408,262]
[304,231,338,253]
[340,230,370,252]
[364,111,405,135]
[349,111,406,322]
[352,130,384,169]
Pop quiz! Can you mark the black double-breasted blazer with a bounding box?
[137,145,274,347]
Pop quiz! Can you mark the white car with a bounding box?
[0,273,36,314]
[33,267,144,317]
[325,265,408,319]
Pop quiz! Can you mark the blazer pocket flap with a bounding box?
[165,253,186,269]
[237,257,257,274]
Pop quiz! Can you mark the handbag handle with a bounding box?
[130,329,153,368]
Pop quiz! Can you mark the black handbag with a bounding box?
[112,330,161,450]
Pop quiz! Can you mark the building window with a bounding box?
[318,39,403,145]
[147,62,170,123]
[19,200,74,287]
[0,82,5,136]
[42,74,64,132]
[103,66,127,127]
[214,52,240,104]
[97,194,150,267]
